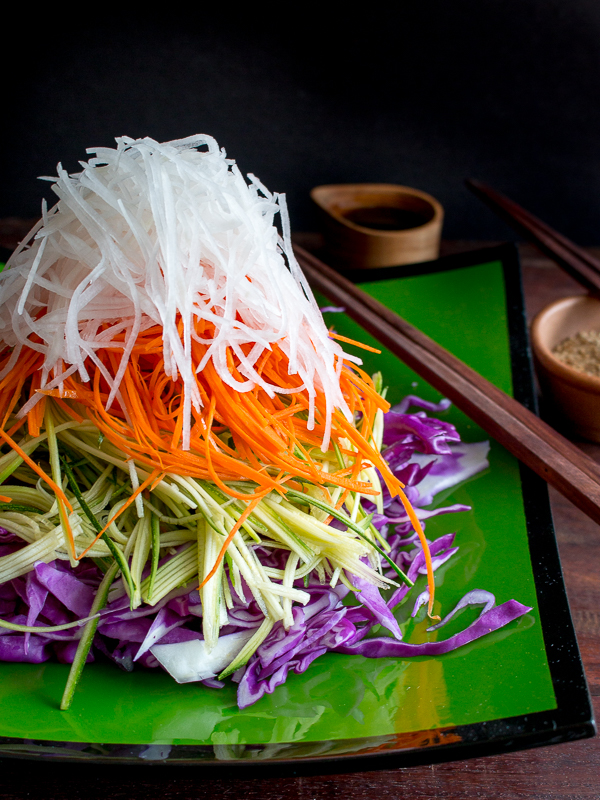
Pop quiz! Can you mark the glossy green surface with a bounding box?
[0,259,556,746]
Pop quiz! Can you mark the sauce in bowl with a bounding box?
[343,206,431,231]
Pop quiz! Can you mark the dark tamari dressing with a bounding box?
[343,206,430,231]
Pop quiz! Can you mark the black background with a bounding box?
[3,1,600,242]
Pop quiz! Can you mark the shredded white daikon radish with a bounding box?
[0,135,358,450]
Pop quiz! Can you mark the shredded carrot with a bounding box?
[57,496,76,559]
[76,468,163,559]
[0,315,439,612]
[198,495,263,589]
[0,427,73,513]
[395,490,439,620]
[329,331,382,354]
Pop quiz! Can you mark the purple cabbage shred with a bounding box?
[0,396,531,707]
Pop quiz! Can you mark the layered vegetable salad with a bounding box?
[0,136,529,709]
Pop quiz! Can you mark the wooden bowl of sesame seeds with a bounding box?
[531,294,600,442]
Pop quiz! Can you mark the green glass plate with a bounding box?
[0,244,593,767]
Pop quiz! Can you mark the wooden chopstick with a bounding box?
[465,179,600,295]
[293,243,600,526]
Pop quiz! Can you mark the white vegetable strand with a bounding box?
[0,135,357,450]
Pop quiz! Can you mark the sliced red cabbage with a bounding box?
[334,600,531,658]
[391,395,453,415]
[134,607,190,662]
[374,536,456,622]
[24,571,48,654]
[236,601,353,709]
[426,589,496,630]
[407,441,491,506]
[0,394,531,711]
[382,409,460,455]
[349,569,403,640]
[33,561,96,618]
[0,634,52,663]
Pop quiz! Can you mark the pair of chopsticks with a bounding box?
[465,179,600,295]
[293,243,600,526]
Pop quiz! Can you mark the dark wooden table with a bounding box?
[0,237,598,799]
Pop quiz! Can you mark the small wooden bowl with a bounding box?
[531,295,600,442]
[311,183,444,269]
